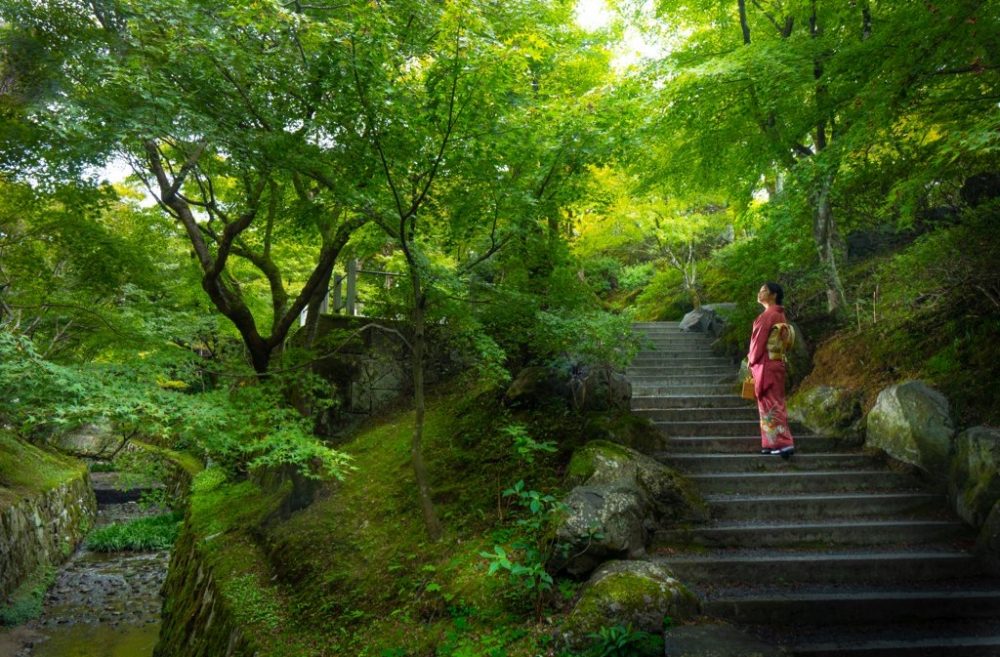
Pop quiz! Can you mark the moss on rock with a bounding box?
[560,560,699,647]
[788,385,864,443]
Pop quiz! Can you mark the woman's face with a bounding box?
[757,284,774,305]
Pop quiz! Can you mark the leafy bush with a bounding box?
[86,511,183,551]
[618,262,655,291]
[632,268,690,321]
[581,257,623,294]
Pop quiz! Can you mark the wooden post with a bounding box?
[346,259,358,316]
[332,274,343,313]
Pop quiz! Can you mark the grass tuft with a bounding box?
[86,511,183,552]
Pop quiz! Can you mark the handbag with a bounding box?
[741,376,756,400]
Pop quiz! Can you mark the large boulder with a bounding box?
[678,303,734,337]
[554,441,705,576]
[865,381,955,475]
[559,560,699,647]
[556,485,649,577]
[788,386,863,443]
[950,427,1000,527]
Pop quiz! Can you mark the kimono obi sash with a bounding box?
[767,323,795,361]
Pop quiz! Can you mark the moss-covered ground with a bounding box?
[0,431,87,508]
[176,386,662,657]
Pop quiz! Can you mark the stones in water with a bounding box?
[866,379,955,474]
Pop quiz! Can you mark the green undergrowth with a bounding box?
[177,385,662,657]
[87,511,183,552]
[0,430,87,508]
[0,564,56,626]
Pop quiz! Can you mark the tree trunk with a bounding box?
[811,175,848,314]
[303,265,333,347]
[410,288,443,541]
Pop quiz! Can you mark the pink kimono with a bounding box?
[748,305,795,450]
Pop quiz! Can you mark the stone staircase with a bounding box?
[628,321,1000,657]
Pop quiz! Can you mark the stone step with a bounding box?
[654,519,969,549]
[631,394,746,409]
[794,635,1000,657]
[639,341,715,350]
[628,374,738,386]
[661,452,876,473]
[633,352,721,360]
[627,365,736,376]
[655,550,981,586]
[654,419,782,436]
[789,623,1000,657]
[663,435,843,452]
[635,407,759,422]
[631,355,733,366]
[687,470,919,494]
[632,384,737,396]
[704,588,1000,628]
[704,492,948,522]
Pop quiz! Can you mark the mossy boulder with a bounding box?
[949,427,1000,527]
[865,380,955,476]
[559,560,699,647]
[788,385,863,443]
[566,440,705,523]
[554,441,706,576]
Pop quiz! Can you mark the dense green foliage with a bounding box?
[0,0,998,653]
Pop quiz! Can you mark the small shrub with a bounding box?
[583,624,664,657]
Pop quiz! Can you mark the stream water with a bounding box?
[1,480,170,657]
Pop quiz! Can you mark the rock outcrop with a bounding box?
[950,426,1000,527]
[865,380,955,475]
[553,441,705,576]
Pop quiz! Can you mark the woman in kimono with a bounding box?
[748,282,795,458]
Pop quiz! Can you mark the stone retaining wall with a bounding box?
[153,527,256,657]
[0,471,96,601]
